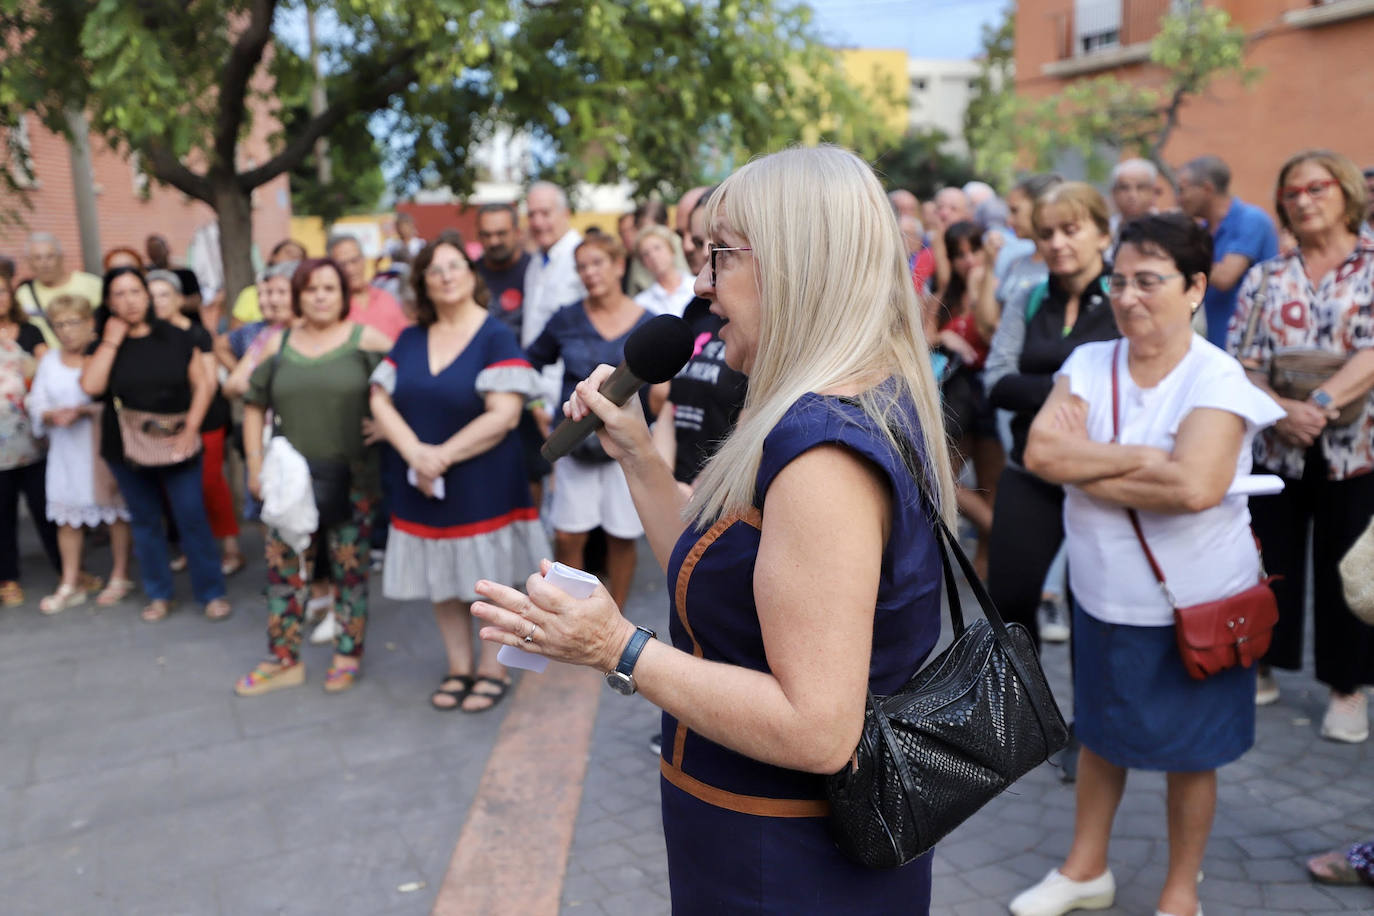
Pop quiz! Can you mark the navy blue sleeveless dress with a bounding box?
[660,391,944,913]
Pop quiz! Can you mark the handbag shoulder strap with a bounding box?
[265,329,290,407]
[1111,339,1178,608]
[1236,260,1274,360]
[264,329,291,432]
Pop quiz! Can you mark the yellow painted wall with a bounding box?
[837,48,910,138]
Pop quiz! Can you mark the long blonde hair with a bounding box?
[687,146,957,529]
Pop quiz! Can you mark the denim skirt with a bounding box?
[1072,600,1256,772]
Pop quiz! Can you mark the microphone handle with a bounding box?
[540,362,644,462]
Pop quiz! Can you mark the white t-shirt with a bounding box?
[634,275,694,317]
[1059,336,1286,627]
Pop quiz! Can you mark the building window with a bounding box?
[1075,0,1122,54]
[130,150,149,196]
[913,77,927,92]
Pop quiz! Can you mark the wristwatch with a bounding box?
[605,625,656,696]
[1310,388,1335,410]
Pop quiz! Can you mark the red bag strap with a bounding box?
[1111,340,1178,608]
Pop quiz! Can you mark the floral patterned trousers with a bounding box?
[263,481,375,665]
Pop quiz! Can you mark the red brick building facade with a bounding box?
[1,112,291,273]
[1015,0,1374,208]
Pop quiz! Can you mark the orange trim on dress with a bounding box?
[660,758,829,818]
[669,507,764,767]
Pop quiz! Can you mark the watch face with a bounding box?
[605,671,635,696]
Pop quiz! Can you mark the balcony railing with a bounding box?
[1051,0,1174,61]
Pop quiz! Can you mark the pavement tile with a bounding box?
[11,754,181,848]
[598,889,669,916]
[213,829,422,915]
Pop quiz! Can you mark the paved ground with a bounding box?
[4,516,1374,914]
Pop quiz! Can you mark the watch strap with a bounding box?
[615,626,656,678]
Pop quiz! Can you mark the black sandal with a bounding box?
[461,676,512,713]
[430,675,473,711]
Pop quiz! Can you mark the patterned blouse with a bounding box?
[0,341,43,471]
[1227,239,1374,480]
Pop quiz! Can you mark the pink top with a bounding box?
[348,286,409,343]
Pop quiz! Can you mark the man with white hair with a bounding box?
[15,233,102,346]
[522,181,586,429]
[963,180,996,209]
[934,186,974,227]
[1108,158,1160,240]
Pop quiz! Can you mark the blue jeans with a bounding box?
[110,460,226,603]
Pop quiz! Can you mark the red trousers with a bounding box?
[200,428,240,539]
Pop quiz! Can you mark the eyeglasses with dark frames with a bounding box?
[707,244,752,287]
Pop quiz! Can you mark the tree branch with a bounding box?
[215,0,280,171]
[237,45,421,191]
[144,143,213,203]
[1146,84,1188,174]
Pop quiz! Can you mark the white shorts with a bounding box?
[549,456,644,539]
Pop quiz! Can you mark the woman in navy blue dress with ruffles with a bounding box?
[371,238,548,712]
[472,147,958,912]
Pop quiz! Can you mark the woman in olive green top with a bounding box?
[235,258,392,696]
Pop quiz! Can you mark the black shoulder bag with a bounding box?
[265,331,353,532]
[825,430,1069,869]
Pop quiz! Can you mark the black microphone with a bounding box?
[541,314,696,462]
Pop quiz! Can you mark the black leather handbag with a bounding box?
[825,436,1069,869]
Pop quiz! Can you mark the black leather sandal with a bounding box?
[430,675,473,711]
[461,676,512,713]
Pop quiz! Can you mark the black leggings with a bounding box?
[1251,456,1374,695]
[986,465,1065,653]
[0,460,61,582]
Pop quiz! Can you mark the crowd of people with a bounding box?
[1,142,1373,915]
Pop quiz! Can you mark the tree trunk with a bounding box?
[212,175,256,317]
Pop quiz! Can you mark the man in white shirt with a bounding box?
[15,233,102,346]
[521,181,585,416]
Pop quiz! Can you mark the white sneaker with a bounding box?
[1037,600,1071,644]
[310,610,341,645]
[304,593,334,626]
[1009,868,1115,916]
[1320,690,1369,743]
[1255,669,1279,706]
[1156,906,1202,916]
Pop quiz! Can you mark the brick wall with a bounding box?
[0,111,292,276]
[1014,0,1374,215]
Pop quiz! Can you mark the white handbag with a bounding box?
[1341,516,1374,624]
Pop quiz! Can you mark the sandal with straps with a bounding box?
[0,581,24,608]
[235,660,306,697]
[461,675,512,713]
[141,599,173,622]
[40,583,87,616]
[204,598,232,621]
[430,675,474,711]
[96,578,135,607]
[324,662,361,694]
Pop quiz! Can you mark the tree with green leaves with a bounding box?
[874,127,976,201]
[965,2,1259,186]
[0,0,887,304]
[962,2,1017,189]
